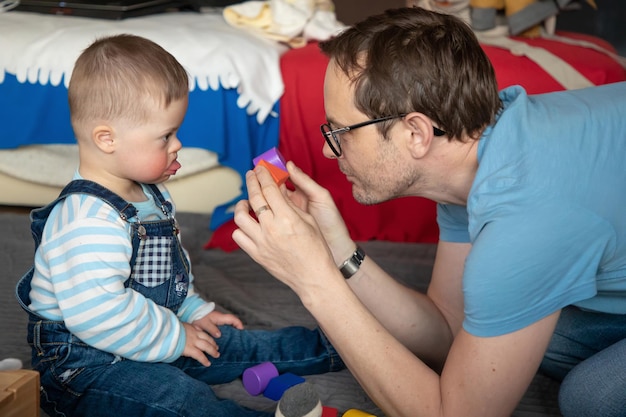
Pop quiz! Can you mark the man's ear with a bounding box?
[92,125,116,154]
[403,112,436,159]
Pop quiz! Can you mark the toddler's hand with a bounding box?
[192,310,244,339]
[181,322,219,367]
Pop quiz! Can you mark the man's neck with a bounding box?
[417,136,479,206]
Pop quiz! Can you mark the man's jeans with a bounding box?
[540,305,626,417]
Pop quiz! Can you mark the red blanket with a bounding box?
[206,32,625,252]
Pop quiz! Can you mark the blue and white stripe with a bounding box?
[29,184,215,363]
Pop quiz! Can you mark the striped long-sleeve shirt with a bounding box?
[28,182,215,363]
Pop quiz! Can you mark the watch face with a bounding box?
[340,246,365,279]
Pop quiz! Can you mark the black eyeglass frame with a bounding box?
[320,114,446,157]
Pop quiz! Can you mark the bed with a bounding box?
[0,9,287,230]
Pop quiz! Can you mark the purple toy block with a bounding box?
[253,147,287,172]
[263,372,305,401]
[242,362,279,396]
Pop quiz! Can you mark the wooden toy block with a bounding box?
[263,372,305,401]
[0,370,40,417]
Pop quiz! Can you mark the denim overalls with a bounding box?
[16,180,343,417]
[17,180,189,333]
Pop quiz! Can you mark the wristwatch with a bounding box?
[339,246,366,279]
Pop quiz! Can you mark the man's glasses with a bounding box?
[320,114,446,157]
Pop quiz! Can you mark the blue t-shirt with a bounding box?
[437,83,626,337]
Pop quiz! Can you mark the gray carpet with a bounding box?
[0,211,562,416]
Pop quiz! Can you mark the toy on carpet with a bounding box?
[242,362,373,417]
[242,361,280,396]
[0,368,40,417]
[253,147,289,186]
[321,405,338,417]
[0,358,22,371]
[264,372,307,401]
[275,382,323,417]
[342,410,377,417]
[243,361,306,400]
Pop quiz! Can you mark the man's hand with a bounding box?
[284,162,355,264]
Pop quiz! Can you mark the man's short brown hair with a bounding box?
[320,7,502,141]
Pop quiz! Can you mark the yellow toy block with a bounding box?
[342,409,376,417]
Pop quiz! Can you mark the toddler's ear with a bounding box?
[92,125,115,153]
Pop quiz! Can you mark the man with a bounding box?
[232,7,626,417]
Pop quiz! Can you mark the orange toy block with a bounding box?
[257,159,289,186]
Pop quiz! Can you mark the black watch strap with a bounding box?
[339,246,366,279]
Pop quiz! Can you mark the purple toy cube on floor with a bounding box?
[243,362,279,396]
[263,372,305,401]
